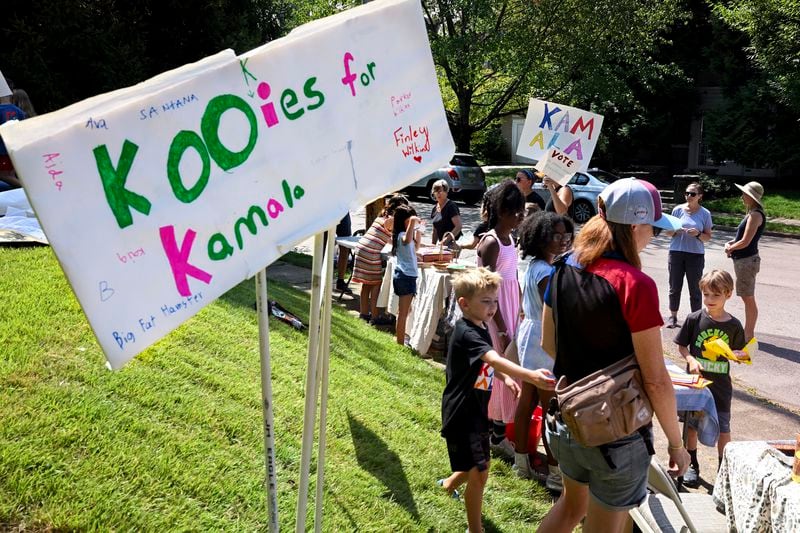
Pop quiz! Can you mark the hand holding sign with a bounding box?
[535,148,578,186]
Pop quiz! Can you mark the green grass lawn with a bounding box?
[0,247,553,531]
[483,166,535,188]
[704,189,800,235]
[704,189,800,220]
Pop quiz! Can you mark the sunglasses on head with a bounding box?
[685,191,698,197]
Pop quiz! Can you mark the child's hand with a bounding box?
[686,356,702,374]
[530,369,556,390]
[503,375,521,398]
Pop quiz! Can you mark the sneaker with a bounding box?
[359,313,372,322]
[513,453,533,479]
[490,438,515,460]
[683,463,700,488]
[545,465,563,492]
[666,316,679,328]
[436,478,460,500]
[336,279,353,295]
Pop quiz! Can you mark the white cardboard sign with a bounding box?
[516,98,604,172]
[0,0,454,369]
[534,148,578,186]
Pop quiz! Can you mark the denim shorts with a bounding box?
[393,270,417,296]
[546,418,651,510]
[733,255,760,296]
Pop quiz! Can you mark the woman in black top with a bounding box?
[724,181,766,340]
[430,179,462,245]
[514,169,546,211]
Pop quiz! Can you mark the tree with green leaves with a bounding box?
[1,0,298,113]
[422,0,687,152]
[711,0,800,112]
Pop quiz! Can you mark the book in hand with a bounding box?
[669,371,713,389]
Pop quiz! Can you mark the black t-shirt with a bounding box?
[674,309,745,374]
[673,309,745,413]
[431,199,461,243]
[472,220,489,240]
[525,191,546,210]
[441,318,495,437]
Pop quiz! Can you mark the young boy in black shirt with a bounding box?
[439,268,556,532]
[674,269,746,487]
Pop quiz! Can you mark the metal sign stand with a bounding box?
[255,227,336,532]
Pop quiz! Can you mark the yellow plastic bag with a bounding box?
[702,337,757,365]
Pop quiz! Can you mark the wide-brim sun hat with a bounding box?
[599,178,682,232]
[734,181,764,207]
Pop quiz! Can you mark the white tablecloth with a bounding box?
[377,256,453,355]
[713,440,799,532]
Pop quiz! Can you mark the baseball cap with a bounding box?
[599,178,681,231]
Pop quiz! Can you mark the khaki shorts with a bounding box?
[733,255,760,296]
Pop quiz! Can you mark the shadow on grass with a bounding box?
[347,411,419,521]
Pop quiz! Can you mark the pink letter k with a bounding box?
[159,225,213,297]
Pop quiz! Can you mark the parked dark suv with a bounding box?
[403,153,487,205]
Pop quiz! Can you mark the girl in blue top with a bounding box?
[513,211,574,488]
[392,204,422,345]
[666,182,713,328]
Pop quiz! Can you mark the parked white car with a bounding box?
[533,171,609,224]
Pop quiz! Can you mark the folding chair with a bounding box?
[629,457,727,533]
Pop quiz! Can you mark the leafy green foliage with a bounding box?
[711,0,800,112]
[1,0,298,113]
[422,0,687,151]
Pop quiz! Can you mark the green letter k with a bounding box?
[94,140,152,229]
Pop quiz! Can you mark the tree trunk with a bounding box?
[455,93,473,152]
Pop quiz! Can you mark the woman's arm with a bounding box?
[544,177,573,215]
[633,326,691,476]
[725,211,762,254]
[448,215,462,244]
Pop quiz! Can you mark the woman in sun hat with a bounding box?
[724,181,765,340]
[537,178,690,532]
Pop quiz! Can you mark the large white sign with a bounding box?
[1,0,454,369]
[516,98,603,172]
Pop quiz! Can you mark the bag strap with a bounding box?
[549,255,568,357]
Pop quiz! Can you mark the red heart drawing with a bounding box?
[413,156,422,163]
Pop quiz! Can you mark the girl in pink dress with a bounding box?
[476,180,525,458]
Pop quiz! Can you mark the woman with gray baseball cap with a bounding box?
[538,178,689,532]
[724,181,765,341]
